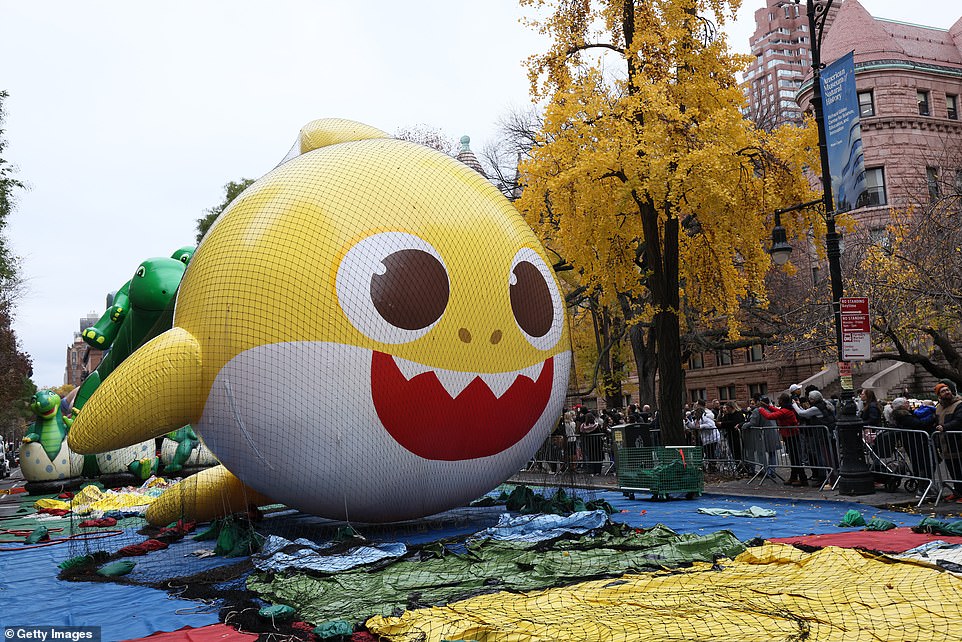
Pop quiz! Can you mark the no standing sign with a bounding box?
[840,296,871,360]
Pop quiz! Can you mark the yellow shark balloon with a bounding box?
[69,119,571,525]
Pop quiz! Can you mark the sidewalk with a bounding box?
[511,467,962,518]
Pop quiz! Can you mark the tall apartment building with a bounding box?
[743,0,839,127]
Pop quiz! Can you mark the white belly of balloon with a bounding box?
[193,341,570,523]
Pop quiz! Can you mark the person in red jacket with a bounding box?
[759,392,807,486]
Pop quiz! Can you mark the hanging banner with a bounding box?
[820,51,866,213]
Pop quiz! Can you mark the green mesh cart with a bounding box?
[616,446,704,500]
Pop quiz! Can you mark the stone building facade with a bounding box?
[685,1,962,407]
[797,0,962,231]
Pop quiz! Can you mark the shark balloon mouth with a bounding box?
[371,351,554,461]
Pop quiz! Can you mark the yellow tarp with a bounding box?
[75,491,156,514]
[71,484,107,509]
[367,543,962,641]
[33,485,157,515]
[33,498,71,511]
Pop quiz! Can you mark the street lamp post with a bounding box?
[774,0,874,494]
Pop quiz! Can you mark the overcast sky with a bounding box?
[2,0,957,387]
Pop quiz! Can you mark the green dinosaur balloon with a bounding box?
[170,246,194,265]
[81,282,130,349]
[75,254,189,410]
[163,425,199,473]
[80,248,192,351]
[128,455,159,480]
[23,390,74,462]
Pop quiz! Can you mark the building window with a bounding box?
[858,167,887,207]
[857,91,874,117]
[719,385,737,402]
[747,344,764,363]
[689,352,704,369]
[948,95,959,120]
[690,389,707,403]
[715,350,733,366]
[870,227,893,253]
[955,169,962,195]
[918,90,930,116]
[749,383,769,399]
[927,166,941,201]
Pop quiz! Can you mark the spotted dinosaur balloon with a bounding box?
[22,390,83,484]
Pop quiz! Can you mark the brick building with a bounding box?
[64,312,104,387]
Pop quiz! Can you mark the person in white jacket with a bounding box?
[686,406,721,462]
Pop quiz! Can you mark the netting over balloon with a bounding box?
[67,118,572,527]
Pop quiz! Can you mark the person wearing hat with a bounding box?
[934,380,962,501]
[788,384,803,403]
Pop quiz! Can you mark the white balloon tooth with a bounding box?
[479,372,514,399]
[394,356,546,400]
[394,356,432,381]
[518,361,545,381]
[435,370,478,398]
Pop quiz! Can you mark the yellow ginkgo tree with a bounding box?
[517,0,821,444]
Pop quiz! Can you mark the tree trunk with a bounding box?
[589,302,626,411]
[637,195,684,445]
[604,315,625,409]
[621,295,657,409]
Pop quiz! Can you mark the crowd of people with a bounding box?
[537,379,962,499]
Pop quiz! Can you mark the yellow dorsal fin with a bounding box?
[298,118,388,155]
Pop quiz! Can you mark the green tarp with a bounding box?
[247,523,745,627]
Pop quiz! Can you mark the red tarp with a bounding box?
[122,624,256,642]
[769,527,962,553]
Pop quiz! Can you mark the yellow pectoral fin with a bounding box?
[68,327,204,454]
[145,465,274,526]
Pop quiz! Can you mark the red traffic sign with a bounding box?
[840,297,871,360]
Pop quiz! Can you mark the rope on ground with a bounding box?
[0,529,125,552]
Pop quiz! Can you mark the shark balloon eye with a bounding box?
[136,266,146,277]
[336,232,449,344]
[509,248,564,351]
[371,249,449,330]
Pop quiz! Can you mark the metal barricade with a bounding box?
[578,432,613,475]
[799,424,837,490]
[739,425,785,486]
[934,429,962,505]
[701,433,739,478]
[524,434,564,474]
[861,425,937,506]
